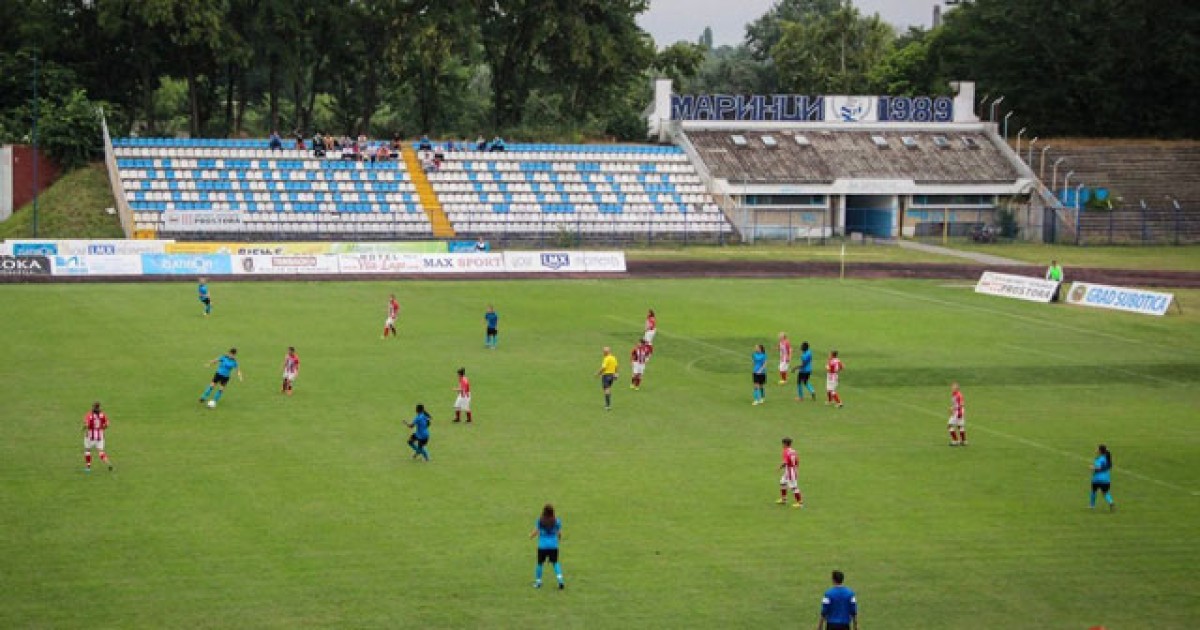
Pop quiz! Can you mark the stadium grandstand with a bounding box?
[648,80,1042,242]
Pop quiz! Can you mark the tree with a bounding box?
[771,3,893,94]
[744,0,841,61]
[653,42,707,87]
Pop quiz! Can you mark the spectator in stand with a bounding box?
[444,140,457,153]
[342,140,356,161]
[293,133,305,150]
[268,130,283,151]
[418,134,433,151]
[490,136,507,152]
[357,134,368,152]
[324,134,336,153]
[375,143,391,163]
[312,132,326,157]
[434,142,446,162]
[476,135,488,151]
[392,132,404,153]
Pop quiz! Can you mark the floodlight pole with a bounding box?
[1040,146,1052,180]
[1003,111,1014,140]
[1051,157,1065,192]
[1027,136,1038,165]
[989,95,1005,122]
[1015,128,1027,159]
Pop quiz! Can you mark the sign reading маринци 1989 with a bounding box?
[670,94,954,123]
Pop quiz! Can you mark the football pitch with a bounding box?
[2,278,1198,629]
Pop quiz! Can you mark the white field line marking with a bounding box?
[609,316,1199,497]
[999,342,1188,387]
[870,284,1195,355]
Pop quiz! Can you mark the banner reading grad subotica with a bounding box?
[166,241,450,255]
[1066,282,1174,317]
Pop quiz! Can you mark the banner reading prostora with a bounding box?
[974,271,1060,303]
[1066,282,1174,317]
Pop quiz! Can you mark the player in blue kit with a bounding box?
[792,341,816,401]
[529,503,564,590]
[199,348,243,407]
[751,344,768,405]
[818,570,859,630]
[1089,444,1115,511]
[405,404,432,461]
[484,305,499,349]
[197,277,212,316]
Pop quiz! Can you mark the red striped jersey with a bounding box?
[84,411,108,441]
[284,353,300,374]
[779,339,792,362]
[782,447,798,473]
[631,344,652,363]
[388,299,400,318]
[458,376,470,396]
[951,390,964,418]
[827,357,844,375]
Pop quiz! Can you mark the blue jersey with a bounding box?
[821,585,858,624]
[216,355,238,377]
[1092,454,1112,484]
[198,283,209,299]
[752,351,768,374]
[535,518,562,550]
[485,312,498,329]
[411,412,431,440]
[800,349,813,373]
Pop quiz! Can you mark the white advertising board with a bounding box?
[4,239,173,256]
[162,211,243,231]
[974,271,1059,303]
[337,253,426,273]
[502,251,582,273]
[232,254,341,275]
[1065,282,1174,317]
[579,251,627,272]
[51,255,144,276]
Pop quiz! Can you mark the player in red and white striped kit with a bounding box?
[453,367,473,423]
[825,350,844,408]
[776,437,803,508]
[630,338,653,390]
[382,294,400,339]
[777,332,792,385]
[82,401,113,472]
[948,382,967,446]
[281,346,300,395]
[643,309,657,350]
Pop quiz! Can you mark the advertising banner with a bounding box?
[7,240,173,256]
[9,242,58,256]
[502,251,581,273]
[141,254,233,276]
[974,271,1059,303]
[167,241,450,255]
[162,211,244,231]
[579,251,627,272]
[232,255,341,275]
[0,255,51,276]
[337,253,426,273]
[52,255,143,276]
[1065,282,1174,317]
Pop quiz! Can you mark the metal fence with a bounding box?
[1074,208,1200,245]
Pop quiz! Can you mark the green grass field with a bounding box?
[2,278,1198,629]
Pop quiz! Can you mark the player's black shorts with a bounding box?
[601,374,615,388]
[752,373,766,385]
[537,548,559,564]
[409,434,429,447]
[798,371,812,384]
[212,373,230,385]
[200,296,211,305]
[826,623,851,630]
[486,327,497,336]
[1091,482,1111,493]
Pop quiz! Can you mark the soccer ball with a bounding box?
[207,400,217,408]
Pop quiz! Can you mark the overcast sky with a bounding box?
[639,0,937,47]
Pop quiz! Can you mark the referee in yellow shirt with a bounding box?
[596,346,619,411]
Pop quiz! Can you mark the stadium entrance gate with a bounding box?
[845,195,896,238]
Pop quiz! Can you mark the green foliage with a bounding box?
[771,4,894,94]
[744,0,842,61]
[37,89,105,170]
[994,205,1018,238]
[653,42,707,88]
